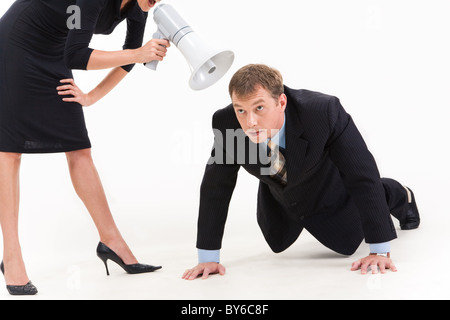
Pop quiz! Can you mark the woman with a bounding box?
[0,0,169,295]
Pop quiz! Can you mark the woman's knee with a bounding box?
[65,148,93,166]
[0,152,22,165]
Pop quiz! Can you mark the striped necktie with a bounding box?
[267,140,287,186]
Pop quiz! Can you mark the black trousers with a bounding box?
[301,178,409,255]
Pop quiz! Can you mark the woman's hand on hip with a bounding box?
[57,79,93,106]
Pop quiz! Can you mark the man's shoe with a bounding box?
[401,186,421,230]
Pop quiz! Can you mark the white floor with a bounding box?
[1,0,449,303]
[1,174,448,301]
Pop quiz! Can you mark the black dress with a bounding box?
[0,0,148,153]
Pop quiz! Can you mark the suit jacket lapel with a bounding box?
[284,98,308,191]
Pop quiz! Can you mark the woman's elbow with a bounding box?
[64,48,93,70]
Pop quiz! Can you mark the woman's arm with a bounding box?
[65,0,169,71]
[59,38,170,105]
[57,67,129,106]
[85,39,170,71]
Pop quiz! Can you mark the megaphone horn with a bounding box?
[145,4,235,91]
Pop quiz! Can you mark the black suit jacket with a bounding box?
[197,86,397,255]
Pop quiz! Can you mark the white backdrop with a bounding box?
[0,0,449,300]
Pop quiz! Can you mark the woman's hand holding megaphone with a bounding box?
[135,38,170,64]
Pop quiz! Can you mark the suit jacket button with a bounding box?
[291,202,297,207]
[299,216,305,221]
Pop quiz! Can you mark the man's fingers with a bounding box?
[202,267,211,280]
[218,264,226,276]
[389,261,398,272]
[352,255,398,275]
[361,261,371,274]
[182,263,225,281]
[182,268,200,280]
[351,260,362,271]
[188,269,201,280]
[379,263,387,274]
[182,269,191,279]
[371,264,379,274]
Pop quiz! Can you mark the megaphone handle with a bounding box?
[144,31,167,71]
[145,60,159,71]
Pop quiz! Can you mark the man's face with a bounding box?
[232,85,287,144]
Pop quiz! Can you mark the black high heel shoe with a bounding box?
[96,242,162,276]
[0,261,38,296]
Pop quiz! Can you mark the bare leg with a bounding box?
[65,148,138,265]
[0,152,29,285]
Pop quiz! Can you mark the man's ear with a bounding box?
[279,94,287,112]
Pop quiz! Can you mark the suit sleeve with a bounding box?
[196,113,241,251]
[326,97,397,244]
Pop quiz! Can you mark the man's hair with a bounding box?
[229,64,284,100]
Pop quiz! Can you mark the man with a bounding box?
[182,64,420,280]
